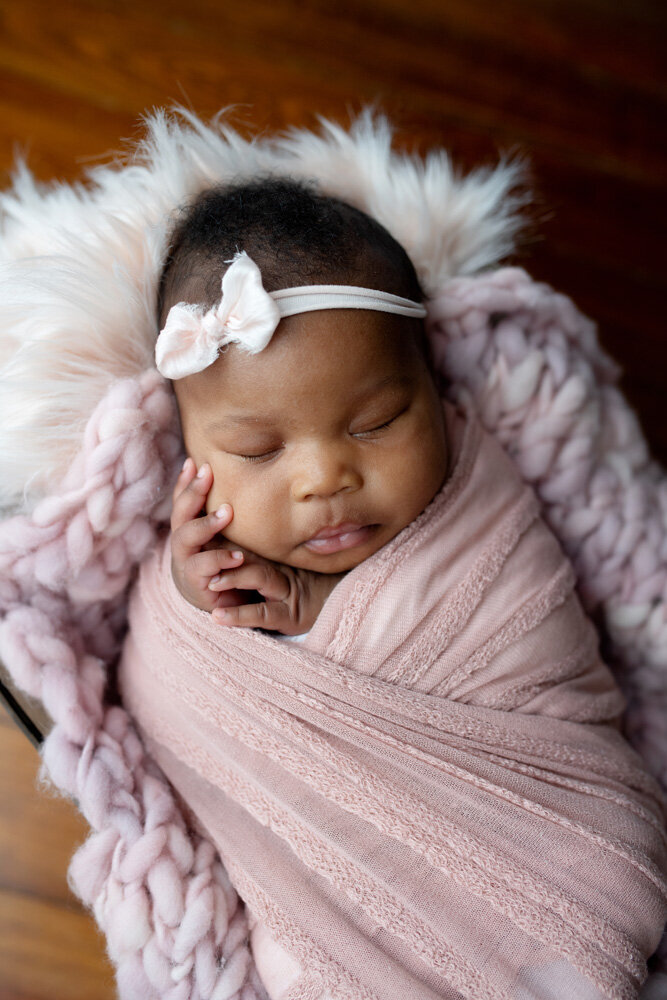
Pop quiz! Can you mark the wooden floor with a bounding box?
[0,705,116,999]
[0,0,665,996]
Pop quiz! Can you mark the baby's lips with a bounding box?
[303,523,378,555]
[308,521,365,540]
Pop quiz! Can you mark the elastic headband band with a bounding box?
[272,285,427,319]
[156,251,426,380]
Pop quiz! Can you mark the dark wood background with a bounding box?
[0,0,665,996]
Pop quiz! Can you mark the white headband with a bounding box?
[155,251,427,379]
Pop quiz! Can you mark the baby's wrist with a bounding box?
[295,569,345,631]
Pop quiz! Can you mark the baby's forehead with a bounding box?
[175,310,426,424]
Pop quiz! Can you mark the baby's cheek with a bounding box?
[203,460,241,513]
[202,466,290,562]
[205,484,278,558]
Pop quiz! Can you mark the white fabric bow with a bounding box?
[156,252,280,379]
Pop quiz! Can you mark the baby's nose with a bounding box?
[291,448,362,501]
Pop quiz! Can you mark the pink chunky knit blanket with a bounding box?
[118,400,667,1000]
[1,112,667,999]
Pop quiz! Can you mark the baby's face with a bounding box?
[174,310,448,574]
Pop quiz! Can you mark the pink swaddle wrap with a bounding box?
[119,401,667,1000]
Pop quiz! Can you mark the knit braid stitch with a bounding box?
[0,369,268,1000]
[427,267,667,790]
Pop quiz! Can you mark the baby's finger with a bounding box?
[186,547,245,581]
[211,601,293,632]
[172,503,234,564]
[171,457,204,518]
[172,456,197,498]
[171,462,214,532]
[208,563,290,603]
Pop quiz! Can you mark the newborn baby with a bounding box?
[118,177,667,1000]
[163,181,448,644]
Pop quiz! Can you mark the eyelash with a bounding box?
[236,410,405,463]
[353,412,402,438]
[238,449,281,463]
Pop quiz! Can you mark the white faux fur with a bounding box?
[0,108,528,517]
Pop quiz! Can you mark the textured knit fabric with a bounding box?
[119,401,667,1000]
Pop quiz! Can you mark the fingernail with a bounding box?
[215,504,232,520]
[181,456,191,473]
[208,575,221,587]
[231,550,243,560]
[213,609,229,622]
[196,463,209,479]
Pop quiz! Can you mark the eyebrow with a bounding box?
[205,374,413,433]
[206,413,277,433]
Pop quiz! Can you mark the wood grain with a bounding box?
[0,708,115,999]
[0,0,665,994]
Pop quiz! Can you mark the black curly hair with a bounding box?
[158,177,424,327]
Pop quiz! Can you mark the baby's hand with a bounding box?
[170,458,344,634]
[170,458,247,614]
[208,553,343,636]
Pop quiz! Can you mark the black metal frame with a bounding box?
[0,673,45,747]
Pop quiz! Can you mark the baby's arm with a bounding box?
[170,459,343,635]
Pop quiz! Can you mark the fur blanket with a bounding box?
[119,400,667,1000]
[0,110,666,998]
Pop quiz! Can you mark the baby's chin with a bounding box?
[241,543,368,575]
[289,550,368,575]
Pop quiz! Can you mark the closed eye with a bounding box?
[235,447,282,463]
[353,407,407,438]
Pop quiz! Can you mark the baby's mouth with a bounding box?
[302,523,378,555]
